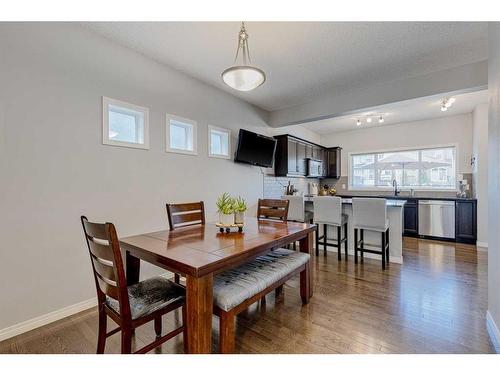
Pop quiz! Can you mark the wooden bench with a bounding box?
[212,248,311,353]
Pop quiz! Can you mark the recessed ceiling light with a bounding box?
[356,119,361,126]
[378,116,384,123]
[366,117,372,123]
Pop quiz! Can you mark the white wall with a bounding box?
[321,114,474,178]
[0,23,316,332]
[487,22,500,351]
[472,103,489,246]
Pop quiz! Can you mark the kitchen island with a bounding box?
[304,197,406,264]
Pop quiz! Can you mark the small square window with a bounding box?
[166,114,197,155]
[102,97,149,149]
[208,125,231,159]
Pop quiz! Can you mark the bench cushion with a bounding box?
[106,276,185,320]
[213,248,310,312]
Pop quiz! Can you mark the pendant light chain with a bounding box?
[233,22,252,65]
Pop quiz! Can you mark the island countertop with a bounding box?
[304,196,406,207]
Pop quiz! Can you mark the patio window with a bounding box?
[349,146,457,190]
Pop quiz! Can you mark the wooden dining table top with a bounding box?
[120,218,316,278]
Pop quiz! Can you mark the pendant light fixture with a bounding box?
[221,22,266,92]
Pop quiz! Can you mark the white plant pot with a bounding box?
[234,211,245,225]
[219,213,234,226]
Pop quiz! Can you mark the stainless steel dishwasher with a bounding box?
[418,200,455,239]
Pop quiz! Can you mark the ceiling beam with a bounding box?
[268,60,488,127]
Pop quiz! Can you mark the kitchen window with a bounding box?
[208,125,231,159]
[102,97,149,149]
[166,114,197,155]
[349,146,457,190]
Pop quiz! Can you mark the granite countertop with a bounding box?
[336,194,476,201]
[303,196,406,207]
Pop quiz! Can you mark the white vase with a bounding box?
[219,213,234,226]
[234,211,245,225]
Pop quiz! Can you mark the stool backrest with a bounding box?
[352,198,387,230]
[313,196,342,226]
[81,216,132,320]
[282,195,305,222]
[257,199,289,222]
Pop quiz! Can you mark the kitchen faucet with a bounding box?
[392,179,400,196]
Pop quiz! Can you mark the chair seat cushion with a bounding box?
[106,276,185,320]
[316,213,348,226]
[354,218,389,232]
[213,248,310,312]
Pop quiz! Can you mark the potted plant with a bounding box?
[216,193,235,225]
[233,196,247,225]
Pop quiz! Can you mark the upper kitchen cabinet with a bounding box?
[325,147,342,178]
[273,134,341,178]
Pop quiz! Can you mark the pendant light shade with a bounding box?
[222,22,266,91]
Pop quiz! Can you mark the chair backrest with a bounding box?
[282,195,305,222]
[313,196,342,226]
[81,216,131,319]
[166,201,205,230]
[257,199,289,222]
[352,198,387,230]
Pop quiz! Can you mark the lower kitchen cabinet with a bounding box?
[455,200,477,244]
[403,199,418,236]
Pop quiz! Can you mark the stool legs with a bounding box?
[315,225,320,256]
[386,228,390,264]
[360,229,364,262]
[323,224,327,254]
[381,231,386,270]
[354,228,358,264]
[337,225,341,261]
[344,222,348,259]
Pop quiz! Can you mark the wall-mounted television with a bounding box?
[234,129,277,168]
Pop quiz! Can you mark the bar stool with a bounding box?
[282,195,313,223]
[282,195,313,251]
[352,198,390,270]
[312,196,348,261]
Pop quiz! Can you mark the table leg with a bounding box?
[185,273,213,354]
[125,250,140,285]
[299,232,314,299]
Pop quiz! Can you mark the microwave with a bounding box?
[306,158,323,177]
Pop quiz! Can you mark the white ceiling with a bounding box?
[81,22,488,112]
[301,89,489,135]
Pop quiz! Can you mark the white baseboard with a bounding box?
[318,247,403,264]
[486,311,500,353]
[476,241,488,249]
[486,310,500,353]
[0,271,175,342]
[0,297,97,342]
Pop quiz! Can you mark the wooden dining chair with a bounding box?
[257,198,290,222]
[81,216,187,354]
[166,201,205,283]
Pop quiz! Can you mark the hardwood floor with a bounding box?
[0,237,494,354]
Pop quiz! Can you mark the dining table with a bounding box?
[119,218,316,353]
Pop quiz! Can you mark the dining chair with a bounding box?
[81,216,187,354]
[166,201,205,283]
[257,198,289,222]
[352,198,390,270]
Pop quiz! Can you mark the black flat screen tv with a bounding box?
[234,129,277,168]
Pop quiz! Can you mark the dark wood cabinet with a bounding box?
[403,199,418,236]
[274,134,341,178]
[325,147,341,178]
[455,200,477,244]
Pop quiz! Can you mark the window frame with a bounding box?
[165,113,198,156]
[348,144,459,192]
[102,96,150,150]
[208,125,231,160]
